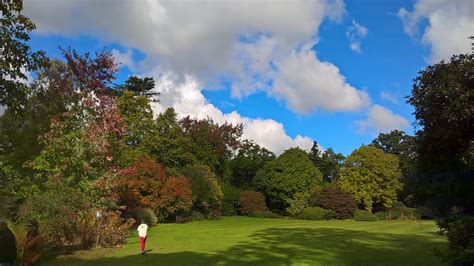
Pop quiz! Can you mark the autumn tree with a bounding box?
[254,147,323,211]
[180,116,243,177]
[338,146,402,212]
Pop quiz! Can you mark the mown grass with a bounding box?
[47,216,447,265]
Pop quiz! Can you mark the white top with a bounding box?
[137,223,148,237]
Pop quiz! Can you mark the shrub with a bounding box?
[416,206,440,219]
[297,207,335,220]
[286,192,310,217]
[76,209,135,248]
[353,210,377,221]
[135,208,157,226]
[239,191,266,215]
[181,164,224,217]
[374,211,389,220]
[221,182,240,216]
[248,211,282,219]
[190,211,204,221]
[435,214,474,265]
[156,175,193,221]
[312,187,356,219]
[18,183,91,249]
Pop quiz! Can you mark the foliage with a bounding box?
[229,139,275,188]
[180,116,243,176]
[370,130,417,203]
[117,90,154,152]
[353,210,377,221]
[312,187,356,219]
[150,108,196,171]
[190,211,205,221]
[0,0,47,111]
[338,146,402,212]
[220,182,241,216]
[239,191,267,216]
[248,211,282,219]
[296,207,335,220]
[181,164,223,217]
[407,54,474,213]
[135,208,158,226]
[113,76,159,102]
[254,148,323,211]
[435,214,474,265]
[158,175,194,221]
[374,212,389,220]
[75,209,135,248]
[17,182,91,248]
[308,142,345,182]
[286,192,310,217]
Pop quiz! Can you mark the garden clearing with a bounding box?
[47,216,447,265]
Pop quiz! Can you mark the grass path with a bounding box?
[47,217,447,265]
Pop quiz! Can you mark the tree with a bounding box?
[181,164,223,217]
[254,147,323,211]
[180,116,243,177]
[1,0,47,111]
[406,54,474,212]
[371,130,417,203]
[338,146,402,212]
[149,108,196,171]
[407,54,473,172]
[308,142,345,182]
[229,139,275,188]
[114,76,159,102]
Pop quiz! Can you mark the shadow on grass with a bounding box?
[47,227,446,266]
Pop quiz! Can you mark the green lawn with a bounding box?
[47,216,447,266]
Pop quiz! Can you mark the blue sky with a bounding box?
[24,0,472,155]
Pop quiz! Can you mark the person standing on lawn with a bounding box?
[0,218,17,266]
[137,220,148,255]
[22,220,44,266]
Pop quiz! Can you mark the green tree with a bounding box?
[229,139,275,188]
[1,0,47,111]
[181,164,223,217]
[149,108,196,172]
[338,146,402,212]
[406,54,473,212]
[114,76,159,102]
[370,130,417,203]
[254,147,323,211]
[308,142,345,182]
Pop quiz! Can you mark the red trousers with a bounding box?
[139,236,147,251]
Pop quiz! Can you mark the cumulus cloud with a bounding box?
[355,104,409,135]
[23,0,371,114]
[273,49,370,113]
[345,20,368,53]
[398,0,473,63]
[151,73,315,155]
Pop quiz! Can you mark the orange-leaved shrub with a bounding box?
[239,191,266,215]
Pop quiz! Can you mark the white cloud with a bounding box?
[355,104,409,135]
[398,0,473,63]
[380,91,399,104]
[22,0,372,115]
[345,20,368,53]
[0,105,5,116]
[112,49,137,72]
[151,73,314,155]
[273,49,370,113]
